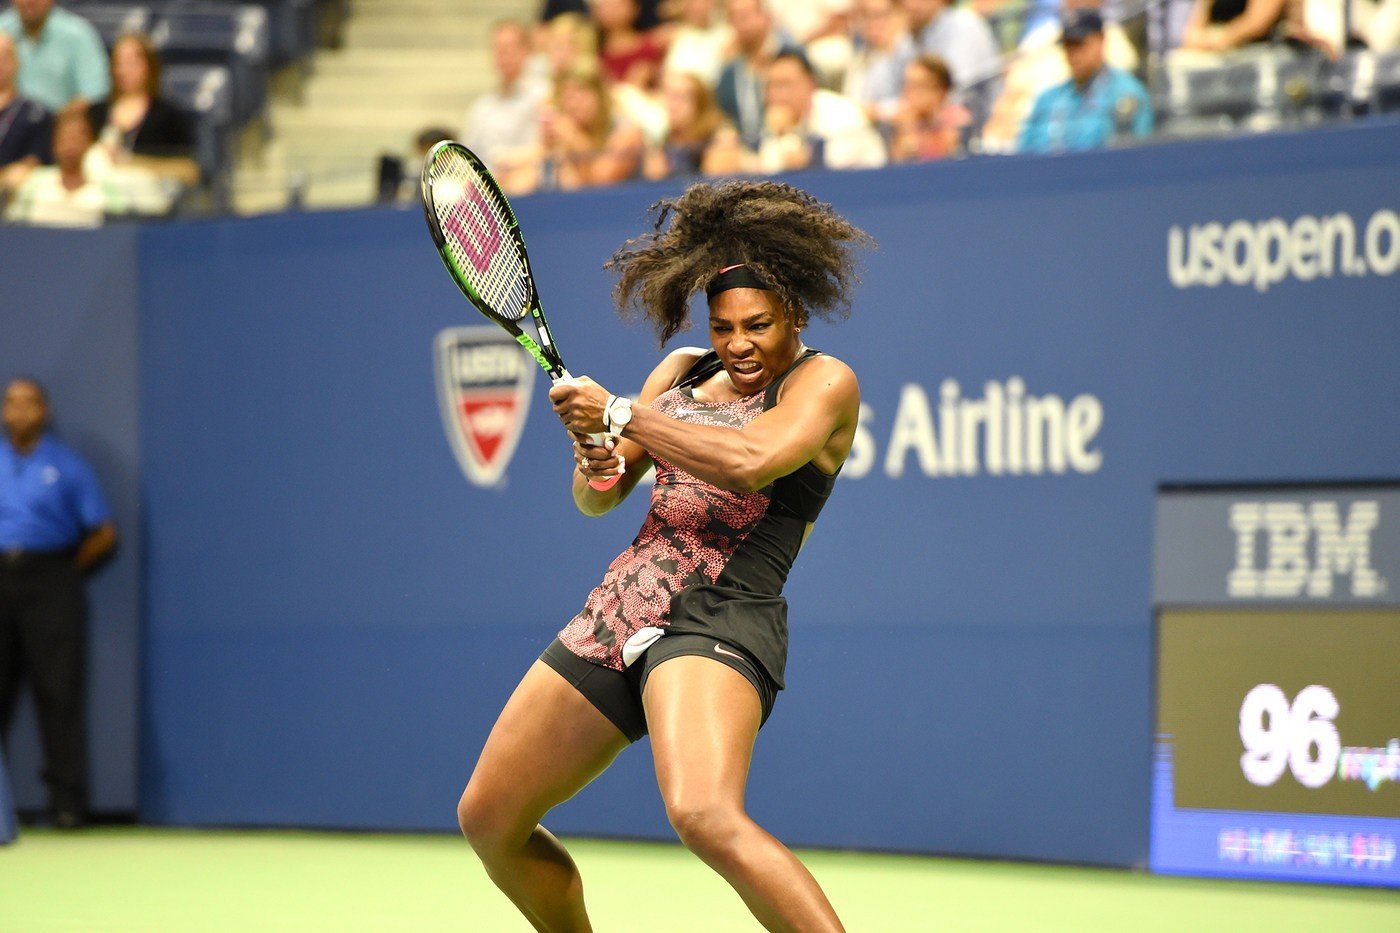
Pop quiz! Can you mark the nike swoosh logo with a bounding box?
[714,644,745,661]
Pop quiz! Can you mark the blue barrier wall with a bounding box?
[3,119,1386,866]
[0,225,142,814]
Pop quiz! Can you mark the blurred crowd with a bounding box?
[0,0,198,227]
[3,0,1397,222]
[442,0,1400,196]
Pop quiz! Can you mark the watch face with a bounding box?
[611,398,632,426]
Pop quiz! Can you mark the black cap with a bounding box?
[1060,8,1104,41]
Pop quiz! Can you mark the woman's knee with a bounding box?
[665,798,750,862]
[457,781,522,854]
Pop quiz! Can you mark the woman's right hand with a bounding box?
[573,433,625,483]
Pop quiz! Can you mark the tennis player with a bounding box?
[458,180,869,932]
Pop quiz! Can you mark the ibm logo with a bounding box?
[1228,501,1384,598]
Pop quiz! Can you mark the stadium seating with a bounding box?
[149,3,270,126]
[67,2,326,208]
[162,63,234,198]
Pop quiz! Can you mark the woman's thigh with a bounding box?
[641,655,763,809]
[462,660,632,839]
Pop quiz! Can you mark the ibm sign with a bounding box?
[1155,487,1398,606]
[1227,500,1384,599]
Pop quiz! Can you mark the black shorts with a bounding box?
[540,634,779,743]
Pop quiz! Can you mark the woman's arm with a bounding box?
[1218,0,1288,46]
[554,355,860,494]
[567,347,706,516]
[1180,0,1213,48]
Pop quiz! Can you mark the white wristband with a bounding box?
[603,394,617,433]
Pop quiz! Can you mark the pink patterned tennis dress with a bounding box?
[555,349,837,689]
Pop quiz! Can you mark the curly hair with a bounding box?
[606,180,874,345]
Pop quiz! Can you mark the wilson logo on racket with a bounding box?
[434,326,535,488]
[441,188,502,274]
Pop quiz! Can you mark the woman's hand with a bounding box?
[572,433,625,481]
[548,375,609,435]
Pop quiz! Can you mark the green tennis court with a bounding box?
[1,828,1394,930]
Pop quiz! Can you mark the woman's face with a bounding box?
[708,288,802,395]
[681,0,713,27]
[560,78,601,126]
[901,62,946,114]
[53,118,92,169]
[112,38,150,96]
[590,0,635,31]
[663,74,699,128]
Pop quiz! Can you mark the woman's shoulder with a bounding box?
[657,346,710,381]
[782,351,858,395]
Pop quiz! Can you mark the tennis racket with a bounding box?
[420,141,621,489]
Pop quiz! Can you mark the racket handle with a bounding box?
[588,473,622,491]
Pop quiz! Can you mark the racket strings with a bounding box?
[432,151,531,322]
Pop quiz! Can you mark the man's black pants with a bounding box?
[0,553,88,816]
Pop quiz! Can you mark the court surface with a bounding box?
[1,828,1394,931]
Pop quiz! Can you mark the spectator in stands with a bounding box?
[85,34,198,191]
[888,54,969,160]
[0,31,51,197]
[1018,9,1152,153]
[844,0,919,123]
[538,66,643,190]
[767,0,856,84]
[900,0,1002,120]
[981,0,1139,152]
[0,0,109,113]
[531,11,598,87]
[1179,0,1287,52]
[4,108,124,225]
[592,0,666,90]
[758,49,887,172]
[0,377,116,831]
[661,0,732,87]
[461,20,547,175]
[716,0,796,151]
[541,0,665,31]
[642,69,733,179]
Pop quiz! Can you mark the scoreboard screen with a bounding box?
[1151,487,1399,887]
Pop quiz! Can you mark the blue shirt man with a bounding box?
[0,435,110,552]
[0,0,110,112]
[0,377,115,828]
[1018,9,1152,153]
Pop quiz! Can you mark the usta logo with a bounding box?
[434,327,535,488]
[1227,500,1384,598]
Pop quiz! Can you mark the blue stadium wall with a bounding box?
[4,119,1397,865]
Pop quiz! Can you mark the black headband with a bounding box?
[705,263,776,299]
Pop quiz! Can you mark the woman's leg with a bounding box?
[643,656,845,933]
[458,660,631,932]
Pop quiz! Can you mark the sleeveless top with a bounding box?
[556,349,839,689]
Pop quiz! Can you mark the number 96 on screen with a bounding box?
[1239,684,1400,794]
